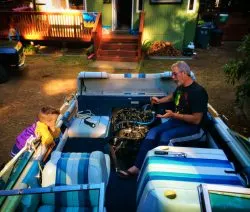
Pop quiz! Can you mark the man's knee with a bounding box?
[159,135,171,145]
[145,127,161,140]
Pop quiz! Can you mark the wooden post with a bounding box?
[32,0,37,11]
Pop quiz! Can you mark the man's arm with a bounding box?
[151,93,173,104]
[157,110,203,125]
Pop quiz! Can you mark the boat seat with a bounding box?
[161,118,207,147]
[137,146,242,212]
[169,128,207,147]
[39,151,110,211]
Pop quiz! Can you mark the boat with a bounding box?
[0,71,250,212]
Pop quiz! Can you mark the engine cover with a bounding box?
[68,116,110,138]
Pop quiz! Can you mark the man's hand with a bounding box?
[151,94,173,105]
[156,110,175,118]
[157,110,203,125]
[151,96,161,104]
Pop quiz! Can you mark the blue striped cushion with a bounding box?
[55,153,90,207]
[137,155,242,204]
[38,205,99,212]
[42,153,91,207]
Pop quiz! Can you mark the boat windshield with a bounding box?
[228,130,250,155]
[79,75,176,96]
[0,183,104,212]
[198,184,250,212]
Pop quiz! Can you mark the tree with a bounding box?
[224,34,250,105]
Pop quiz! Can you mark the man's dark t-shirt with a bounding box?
[173,82,208,127]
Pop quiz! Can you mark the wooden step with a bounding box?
[98,49,138,57]
[96,33,140,62]
[100,43,138,50]
[97,55,138,62]
[102,34,138,43]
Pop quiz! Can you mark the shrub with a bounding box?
[141,40,152,53]
[24,44,39,55]
[224,34,250,104]
[86,44,94,55]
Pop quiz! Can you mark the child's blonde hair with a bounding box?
[38,106,60,124]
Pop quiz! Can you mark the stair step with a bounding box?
[103,34,138,39]
[98,49,138,57]
[102,35,138,43]
[96,33,140,62]
[97,55,138,62]
[100,43,138,50]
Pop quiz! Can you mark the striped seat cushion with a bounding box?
[137,153,242,204]
[38,205,99,212]
[42,153,91,207]
[55,153,90,186]
[42,151,110,207]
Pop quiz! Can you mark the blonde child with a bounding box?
[11,106,60,157]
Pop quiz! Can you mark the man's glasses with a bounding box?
[172,72,180,77]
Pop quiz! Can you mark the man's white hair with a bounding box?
[171,61,191,76]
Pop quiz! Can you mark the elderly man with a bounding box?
[118,61,208,178]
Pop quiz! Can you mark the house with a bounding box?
[21,0,197,61]
[34,0,199,50]
[0,0,199,61]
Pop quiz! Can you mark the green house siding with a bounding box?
[102,4,112,27]
[142,0,199,49]
[87,0,103,12]
[87,0,199,50]
[127,0,199,49]
[87,0,112,27]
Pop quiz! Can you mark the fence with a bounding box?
[0,11,97,42]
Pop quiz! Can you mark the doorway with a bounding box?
[113,0,133,31]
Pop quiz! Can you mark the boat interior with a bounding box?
[0,72,250,212]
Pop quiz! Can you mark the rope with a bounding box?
[76,110,95,119]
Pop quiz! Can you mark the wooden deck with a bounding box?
[0,11,95,42]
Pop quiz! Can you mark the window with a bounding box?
[137,0,143,12]
[189,0,194,10]
[68,0,87,11]
[187,0,196,13]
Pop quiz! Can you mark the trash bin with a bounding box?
[195,26,210,49]
[219,14,229,24]
[210,29,223,46]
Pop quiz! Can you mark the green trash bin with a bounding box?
[219,14,229,24]
[195,26,210,49]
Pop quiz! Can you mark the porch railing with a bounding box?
[91,13,102,56]
[138,11,145,60]
[0,11,96,42]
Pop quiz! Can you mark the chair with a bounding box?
[39,150,110,211]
